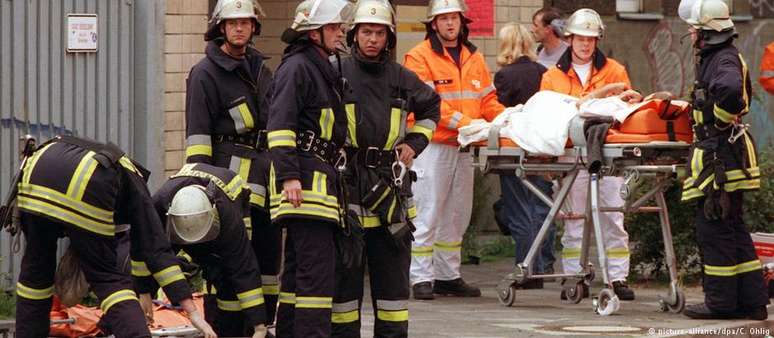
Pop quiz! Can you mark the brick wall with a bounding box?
[469,0,544,71]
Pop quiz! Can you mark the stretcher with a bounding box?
[473,134,690,316]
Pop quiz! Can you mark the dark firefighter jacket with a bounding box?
[17,136,190,303]
[152,163,266,326]
[341,49,440,227]
[682,41,760,201]
[185,39,274,210]
[266,39,348,225]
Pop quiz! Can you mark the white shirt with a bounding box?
[572,61,592,87]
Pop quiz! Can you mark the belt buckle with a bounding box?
[299,131,315,152]
[364,147,380,168]
[256,130,268,149]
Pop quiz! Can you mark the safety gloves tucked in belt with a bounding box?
[335,210,365,269]
[703,158,730,221]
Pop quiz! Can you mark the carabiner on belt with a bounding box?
[392,153,407,187]
[728,122,749,144]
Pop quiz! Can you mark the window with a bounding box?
[616,0,664,20]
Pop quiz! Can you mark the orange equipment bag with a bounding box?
[606,99,693,143]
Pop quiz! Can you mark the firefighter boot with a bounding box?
[433,278,481,297]
[412,281,434,300]
[684,303,745,320]
[612,281,635,301]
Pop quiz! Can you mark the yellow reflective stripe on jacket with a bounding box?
[19,183,113,222]
[319,108,335,141]
[411,246,433,257]
[408,204,417,219]
[606,247,630,259]
[186,134,213,158]
[724,178,760,192]
[131,260,151,277]
[692,109,704,125]
[434,241,461,252]
[346,103,358,148]
[739,53,750,114]
[296,296,333,309]
[691,148,704,178]
[17,195,115,236]
[66,151,99,201]
[22,143,55,184]
[713,104,736,123]
[16,282,53,300]
[313,171,328,195]
[228,102,255,134]
[270,202,340,221]
[279,292,296,304]
[237,288,265,309]
[384,107,402,150]
[229,156,251,186]
[705,259,761,277]
[743,132,757,168]
[270,190,339,209]
[562,247,581,259]
[410,118,436,141]
[173,164,244,201]
[153,265,186,287]
[217,299,242,312]
[101,289,138,313]
[332,300,359,323]
[267,130,296,149]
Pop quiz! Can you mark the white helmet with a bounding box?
[167,185,220,244]
[679,0,734,32]
[205,0,265,40]
[352,0,395,32]
[290,0,354,32]
[564,8,604,38]
[421,0,472,24]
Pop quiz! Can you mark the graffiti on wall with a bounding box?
[750,0,774,17]
[643,20,773,145]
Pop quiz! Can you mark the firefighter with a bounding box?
[403,0,504,300]
[267,0,353,337]
[539,8,638,302]
[185,0,281,325]
[151,163,268,337]
[761,41,774,95]
[13,136,215,338]
[677,0,768,320]
[331,1,440,337]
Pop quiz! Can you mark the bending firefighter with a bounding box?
[540,8,639,301]
[184,0,282,327]
[332,1,440,337]
[267,0,353,337]
[152,163,269,337]
[404,0,504,300]
[11,136,215,338]
[678,0,768,320]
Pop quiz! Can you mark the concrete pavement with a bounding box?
[357,258,774,337]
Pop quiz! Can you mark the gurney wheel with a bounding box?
[497,285,516,307]
[659,289,685,313]
[564,282,585,304]
[593,288,620,316]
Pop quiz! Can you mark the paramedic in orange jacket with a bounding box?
[761,41,774,95]
[540,8,638,301]
[404,0,504,300]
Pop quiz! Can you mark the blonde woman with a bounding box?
[492,22,555,289]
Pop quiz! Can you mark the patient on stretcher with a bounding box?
[457,84,688,156]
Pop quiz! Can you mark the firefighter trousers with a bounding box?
[16,213,148,338]
[276,220,336,338]
[332,226,411,338]
[696,191,768,313]
[410,143,474,284]
[203,282,251,336]
[251,208,282,325]
[561,171,630,281]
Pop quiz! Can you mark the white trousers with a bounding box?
[410,143,474,284]
[560,171,630,281]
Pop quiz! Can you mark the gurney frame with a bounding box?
[473,142,689,316]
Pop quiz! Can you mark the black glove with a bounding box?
[334,211,365,270]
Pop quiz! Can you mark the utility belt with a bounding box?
[346,146,396,169]
[692,123,730,142]
[213,130,268,151]
[297,130,342,165]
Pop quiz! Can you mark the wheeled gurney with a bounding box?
[472,137,690,316]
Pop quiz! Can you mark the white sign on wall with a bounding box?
[67,14,98,52]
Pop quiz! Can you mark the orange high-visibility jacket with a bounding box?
[404,36,504,145]
[540,48,632,98]
[761,41,774,95]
